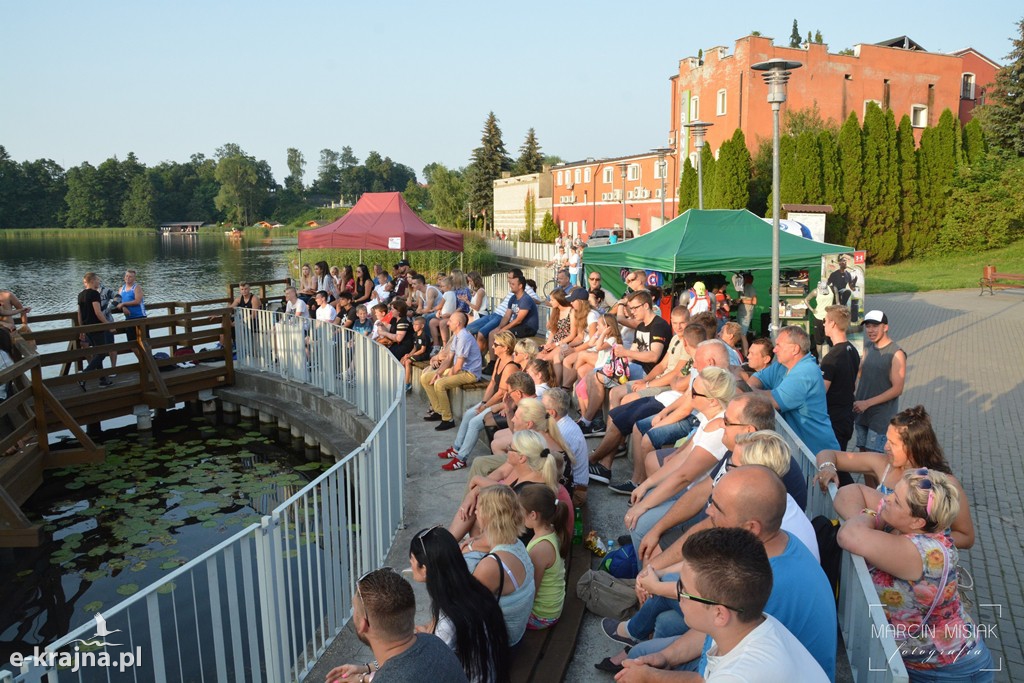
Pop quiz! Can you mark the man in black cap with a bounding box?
[392,260,411,299]
[826,258,857,307]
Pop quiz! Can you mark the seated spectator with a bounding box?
[542,388,590,507]
[488,273,539,349]
[351,305,373,336]
[741,337,774,376]
[536,290,573,361]
[429,276,457,354]
[819,405,975,549]
[314,291,336,324]
[461,485,536,647]
[468,373,536,478]
[607,307,691,412]
[332,290,358,329]
[603,466,836,680]
[519,484,569,630]
[488,396,570,464]
[401,316,431,393]
[718,321,744,366]
[369,303,388,342]
[525,358,554,398]
[468,269,537,356]
[408,527,510,683]
[553,289,601,389]
[378,299,413,360]
[297,263,317,304]
[837,469,994,680]
[420,313,483,431]
[623,366,735,552]
[439,332,521,472]
[567,314,621,414]
[618,527,828,681]
[449,430,561,543]
[325,567,468,683]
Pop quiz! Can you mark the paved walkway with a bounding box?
[309,287,1023,682]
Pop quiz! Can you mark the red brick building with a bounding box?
[669,35,999,166]
[550,152,678,241]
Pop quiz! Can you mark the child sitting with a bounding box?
[352,306,373,336]
[370,303,388,343]
[402,316,432,393]
[520,483,568,630]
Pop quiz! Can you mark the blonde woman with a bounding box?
[449,430,560,542]
[624,366,736,545]
[461,485,535,647]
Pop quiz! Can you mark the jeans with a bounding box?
[627,637,701,672]
[467,313,501,337]
[625,576,688,641]
[626,362,647,380]
[455,403,489,462]
[85,331,108,374]
[905,638,994,682]
[637,414,699,449]
[855,424,887,453]
[609,397,663,435]
[629,491,684,563]
[737,304,754,336]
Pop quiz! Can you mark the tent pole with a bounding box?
[460,253,464,271]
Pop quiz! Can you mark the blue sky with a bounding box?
[2,1,1019,184]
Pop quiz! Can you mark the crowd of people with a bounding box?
[323,257,991,683]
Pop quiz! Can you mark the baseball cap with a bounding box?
[567,287,589,302]
[692,281,706,297]
[395,259,410,268]
[863,310,888,325]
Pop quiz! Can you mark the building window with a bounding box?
[911,105,928,128]
[556,171,563,185]
[627,164,640,181]
[654,159,666,179]
[574,168,581,184]
[584,168,591,183]
[863,99,882,117]
[603,167,614,184]
[716,89,727,116]
[689,97,699,121]
[961,73,976,100]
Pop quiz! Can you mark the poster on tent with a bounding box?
[821,251,866,323]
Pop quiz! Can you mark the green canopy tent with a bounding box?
[583,209,852,298]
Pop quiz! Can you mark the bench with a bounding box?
[979,265,1024,295]
[509,507,590,682]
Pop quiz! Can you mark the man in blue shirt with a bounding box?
[420,312,482,431]
[748,325,840,456]
[491,273,538,341]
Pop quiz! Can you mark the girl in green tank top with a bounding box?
[520,484,569,629]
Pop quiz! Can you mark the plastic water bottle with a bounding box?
[572,507,584,545]
[607,538,616,554]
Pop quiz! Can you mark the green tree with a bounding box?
[711,129,751,209]
[285,148,305,194]
[783,102,839,137]
[524,188,537,240]
[962,119,987,166]
[773,133,801,216]
[937,155,1024,251]
[917,109,963,252]
[468,111,511,230]
[859,103,900,262]
[789,19,801,48]
[402,178,431,215]
[214,148,263,225]
[698,144,717,209]
[814,30,823,44]
[513,128,544,176]
[425,163,467,228]
[819,130,844,242]
[339,146,359,171]
[747,139,772,216]
[62,162,107,227]
[895,115,920,256]
[837,112,864,247]
[974,18,1024,156]
[539,211,559,242]
[311,148,341,196]
[796,130,824,204]
[121,173,156,227]
[677,157,698,213]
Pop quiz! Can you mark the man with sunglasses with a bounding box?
[325,567,467,683]
[604,467,835,680]
[615,527,827,681]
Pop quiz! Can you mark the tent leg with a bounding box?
[460,253,464,271]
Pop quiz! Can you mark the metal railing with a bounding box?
[777,418,909,683]
[7,309,406,682]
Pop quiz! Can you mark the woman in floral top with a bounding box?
[836,469,993,681]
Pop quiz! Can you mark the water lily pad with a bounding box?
[293,462,321,472]
[159,559,185,570]
[84,570,107,582]
[130,561,147,572]
[65,481,86,490]
[83,601,104,612]
[16,569,33,578]
[156,582,176,594]
[201,520,218,528]
[116,583,140,596]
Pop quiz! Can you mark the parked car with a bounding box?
[587,228,636,246]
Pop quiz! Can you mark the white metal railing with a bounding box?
[777,417,909,683]
[485,238,558,263]
[8,309,406,682]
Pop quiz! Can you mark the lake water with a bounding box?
[0,230,294,321]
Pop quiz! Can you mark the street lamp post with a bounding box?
[651,147,673,228]
[616,161,628,240]
[683,120,713,210]
[751,58,802,339]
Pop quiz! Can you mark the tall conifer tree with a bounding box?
[711,129,752,209]
[678,158,698,213]
[468,111,511,230]
[895,115,920,257]
[838,112,865,248]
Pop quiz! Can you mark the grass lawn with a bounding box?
[868,238,1024,293]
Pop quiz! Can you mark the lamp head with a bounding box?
[751,59,803,104]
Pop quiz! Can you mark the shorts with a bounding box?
[510,326,538,339]
[855,424,887,453]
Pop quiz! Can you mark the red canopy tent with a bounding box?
[297,192,463,252]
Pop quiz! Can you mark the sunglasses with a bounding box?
[691,385,708,399]
[415,525,443,558]
[356,566,399,626]
[676,577,745,614]
[706,493,725,514]
[722,416,751,428]
[913,467,935,517]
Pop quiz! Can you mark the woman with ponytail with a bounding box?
[519,484,568,630]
